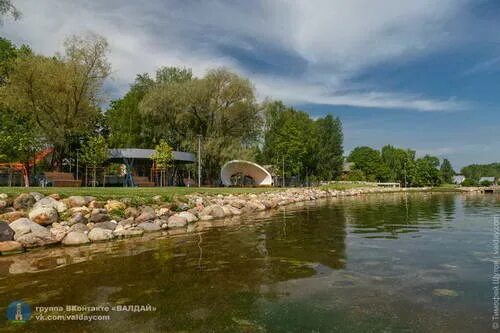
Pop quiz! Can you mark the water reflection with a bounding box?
[0,193,496,332]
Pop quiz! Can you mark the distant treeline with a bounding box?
[460,163,500,181]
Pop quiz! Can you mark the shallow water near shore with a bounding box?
[0,192,498,332]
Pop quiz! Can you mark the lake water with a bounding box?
[0,192,498,332]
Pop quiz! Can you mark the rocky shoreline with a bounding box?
[0,186,482,255]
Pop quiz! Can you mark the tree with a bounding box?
[314,115,344,180]
[348,146,390,182]
[140,67,262,183]
[1,33,111,168]
[79,135,108,187]
[439,158,455,184]
[261,101,312,179]
[151,139,174,186]
[461,163,500,181]
[381,145,415,186]
[413,155,441,187]
[0,0,21,23]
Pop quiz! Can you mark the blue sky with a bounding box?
[2,0,500,169]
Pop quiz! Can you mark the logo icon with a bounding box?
[6,300,31,324]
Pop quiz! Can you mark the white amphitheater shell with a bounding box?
[220,160,273,186]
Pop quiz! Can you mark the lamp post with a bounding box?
[282,155,285,188]
[197,134,202,187]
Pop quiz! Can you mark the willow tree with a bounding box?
[140,68,262,183]
[0,33,110,168]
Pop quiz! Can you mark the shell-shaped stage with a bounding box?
[220,160,273,186]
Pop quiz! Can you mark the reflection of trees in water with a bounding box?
[342,193,457,238]
[462,193,500,212]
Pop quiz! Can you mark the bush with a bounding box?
[461,179,477,187]
[480,180,493,187]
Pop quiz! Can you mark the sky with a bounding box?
[1,0,500,170]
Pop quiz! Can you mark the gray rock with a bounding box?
[28,206,58,225]
[124,207,139,218]
[178,211,198,223]
[135,208,156,223]
[67,212,87,226]
[13,193,36,210]
[34,196,67,213]
[10,218,36,238]
[69,223,88,233]
[137,222,161,232]
[49,225,68,242]
[113,227,144,237]
[0,221,14,241]
[203,205,225,218]
[89,212,109,223]
[62,231,90,246]
[88,227,115,242]
[67,196,86,207]
[29,192,45,201]
[93,221,117,231]
[167,215,187,228]
[199,215,214,221]
[15,233,56,247]
[118,217,135,228]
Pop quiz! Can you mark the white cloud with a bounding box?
[1,0,472,111]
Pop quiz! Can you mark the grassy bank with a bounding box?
[0,184,470,205]
[0,186,282,204]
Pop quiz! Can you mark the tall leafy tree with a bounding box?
[413,155,441,187]
[381,145,416,185]
[1,33,111,168]
[439,158,455,184]
[140,68,262,183]
[312,115,343,180]
[79,135,108,187]
[348,146,390,182]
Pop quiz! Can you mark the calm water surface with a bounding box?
[0,192,498,332]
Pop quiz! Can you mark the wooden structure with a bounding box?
[132,175,155,187]
[44,172,81,187]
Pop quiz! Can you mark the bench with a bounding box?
[132,175,155,187]
[44,172,82,187]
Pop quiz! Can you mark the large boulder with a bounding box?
[11,219,54,247]
[88,227,115,242]
[13,193,36,210]
[62,231,90,246]
[0,221,15,241]
[34,196,67,213]
[137,222,161,232]
[29,206,58,225]
[10,218,36,237]
[178,211,198,223]
[167,215,187,228]
[0,241,22,253]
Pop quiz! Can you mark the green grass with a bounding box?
[0,186,280,204]
[320,182,378,191]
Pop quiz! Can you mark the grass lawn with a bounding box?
[0,186,281,204]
